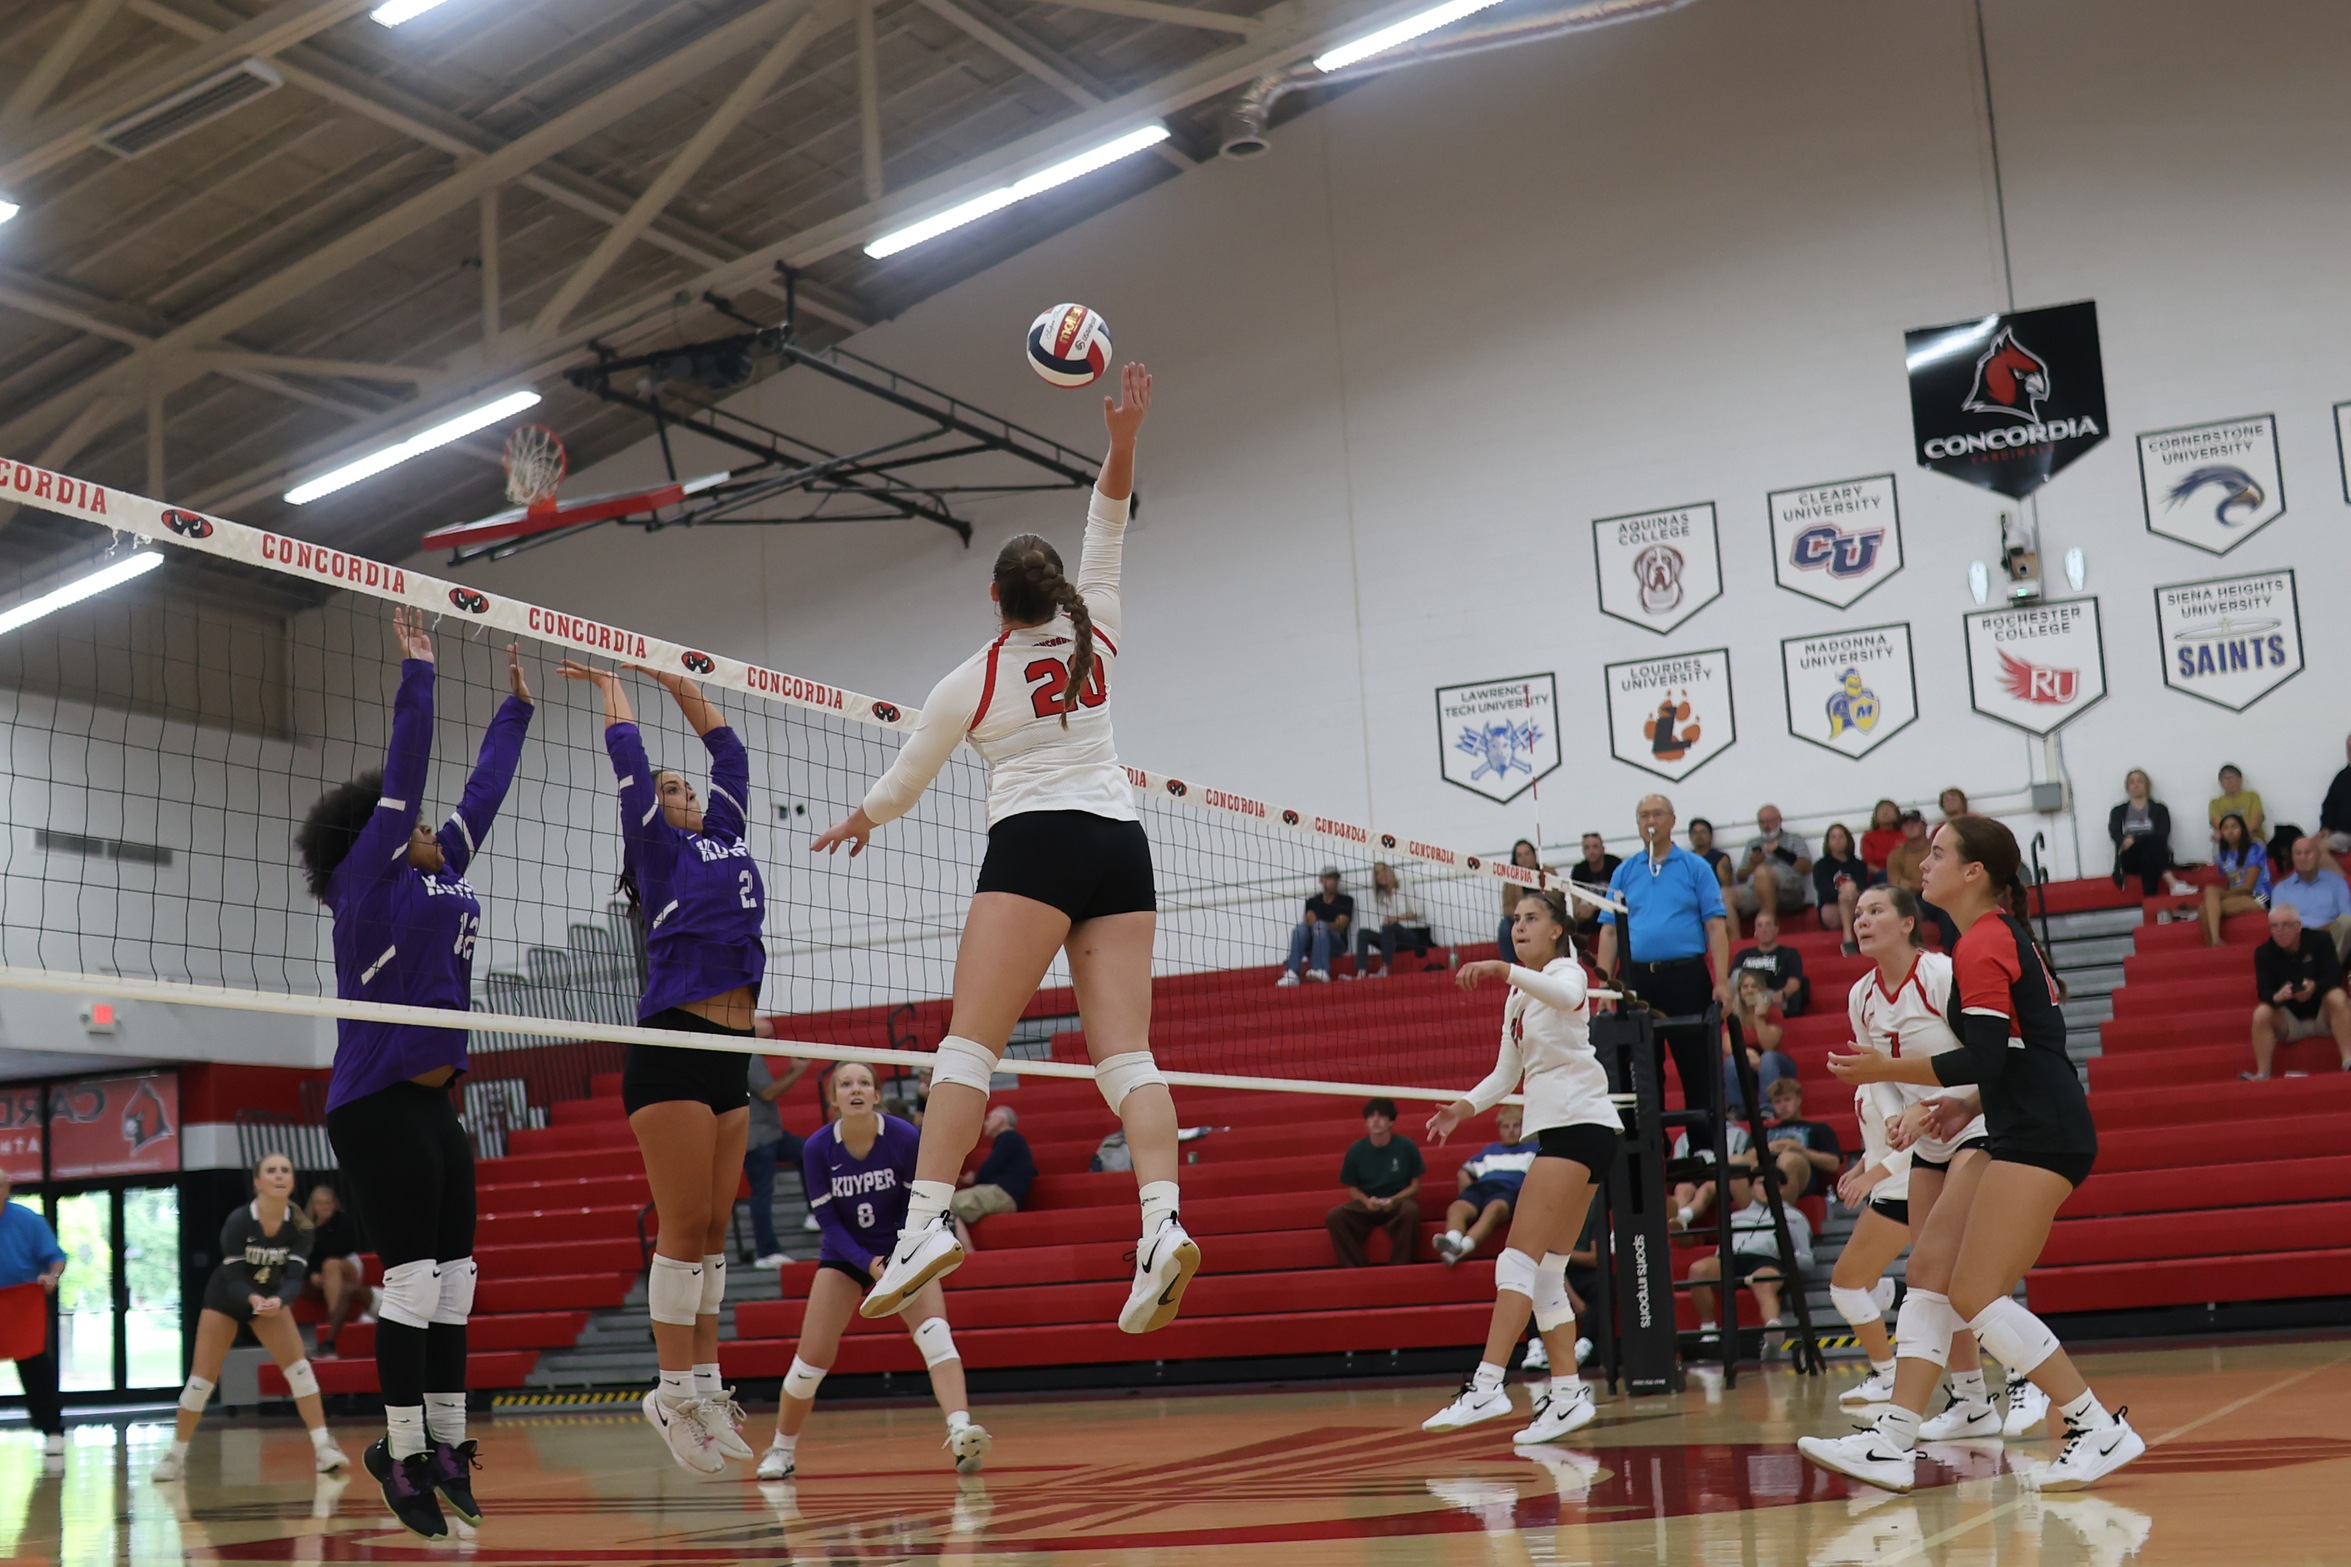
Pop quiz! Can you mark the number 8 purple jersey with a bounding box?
[802,1114,923,1271]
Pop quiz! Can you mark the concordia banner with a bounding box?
[1905,301,2107,499]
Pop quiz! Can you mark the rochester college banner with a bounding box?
[1962,599,2107,735]
[1905,301,2107,499]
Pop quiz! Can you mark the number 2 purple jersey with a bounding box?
[801,1114,922,1270]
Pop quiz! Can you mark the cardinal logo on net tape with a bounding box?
[161,508,214,539]
[447,587,489,614]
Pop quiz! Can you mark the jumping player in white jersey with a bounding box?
[814,363,1196,1334]
[1420,889,1618,1444]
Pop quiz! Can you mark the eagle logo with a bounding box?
[2164,465,2265,527]
[1963,329,2051,423]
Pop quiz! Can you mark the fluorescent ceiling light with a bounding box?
[371,0,459,24]
[0,199,19,225]
[1314,0,1507,72]
[864,124,1172,259]
[0,551,164,638]
[284,389,541,505]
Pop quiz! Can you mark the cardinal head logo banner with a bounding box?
[1906,301,2107,499]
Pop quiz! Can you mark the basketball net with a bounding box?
[503,424,567,517]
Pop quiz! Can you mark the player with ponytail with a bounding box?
[1807,816,2139,1493]
[814,363,1200,1338]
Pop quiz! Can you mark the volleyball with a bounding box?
[1025,303,1112,387]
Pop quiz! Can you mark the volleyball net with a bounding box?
[0,460,1610,1111]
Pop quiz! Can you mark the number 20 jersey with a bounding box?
[859,488,1136,829]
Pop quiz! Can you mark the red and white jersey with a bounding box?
[1845,950,1986,1158]
[863,488,1137,829]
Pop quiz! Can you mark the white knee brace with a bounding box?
[700,1254,728,1317]
[1969,1297,2062,1377]
[1830,1284,1884,1327]
[432,1256,477,1327]
[647,1254,703,1327]
[179,1374,215,1414]
[932,1035,998,1095]
[913,1317,960,1368]
[1531,1253,1576,1333]
[1493,1247,1538,1302]
[782,1356,826,1400]
[377,1258,440,1331]
[1894,1287,1960,1368]
[282,1359,320,1399]
[1094,1050,1168,1116]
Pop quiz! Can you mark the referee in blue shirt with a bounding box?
[1594,794,1733,1117]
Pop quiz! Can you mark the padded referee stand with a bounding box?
[1590,1009,1680,1398]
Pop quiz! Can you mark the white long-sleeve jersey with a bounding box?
[1461,958,1621,1136]
[1846,950,1987,1167]
[862,488,1138,830]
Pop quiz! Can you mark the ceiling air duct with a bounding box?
[96,57,285,160]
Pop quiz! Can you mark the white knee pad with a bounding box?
[377,1258,441,1331]
[1094,1050,1168,1116]
[179,1374,215,1414]
[1493,1247,1538,1302]
[1531,1253,1576,1333]
[782,1356,826,1400]
[647,1254,703,1327]
[1894,1287,1960,1368]
[1831,1284,1884,1327]
[932,1035,998,1095]
[700,1254,728,1317]
[913,1316,960,1368]
[1969,1297,2062,1377]
[432,1256,477,1327]
[282,1359,320,1400]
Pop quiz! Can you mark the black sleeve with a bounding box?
[2314,936,2344,996]
[2326,772,2351,835]
[2107,803,2127,845]
[2254,941,2285,1001]
[1781,946,1806,980]
[2152,802,2172,842]
[1931,1010,2012,1089]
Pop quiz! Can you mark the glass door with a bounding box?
[52,1192,113,1393]
[122,1187,181,1391]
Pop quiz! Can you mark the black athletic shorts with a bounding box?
[200,1269,264,1323]
[1911,1136,1992,1174]
[1993,1146,2096,1189]
[1535,1122,1619,1175]
[976,810,1155,923]
[623,1008,753,1115]
[1727,1249,1797,1282]
[817,1256,873,1289]
[1868,1197,1910,1226]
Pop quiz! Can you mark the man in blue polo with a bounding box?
[2273,836,2351,960]
[1594,793,1732,1117]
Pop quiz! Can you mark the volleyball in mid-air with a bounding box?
[1025,303,1112,388]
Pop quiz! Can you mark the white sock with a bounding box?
[1874,1406,1921,1451]
[1870,1357,1896,1375]
[385,1406,428,1461]
[1549,1374,1583,1400]
[309,1424,338,1454]
[657,1369,694,1407]
[1457,1235,1479,1256]
[946,1409,971,1434]
[1949,1369,1989,1405]
[1471,1361,1505,1393]
[768,1432,798,1456]
[1698,1317,1718,1331]
[692,1363,723,1398]
[169,1438,190,1460]
[1138,1180,1180,1231]
[902,1180,953,1236]
[2058,1388,2109,1428]
[425,1393,465,1446]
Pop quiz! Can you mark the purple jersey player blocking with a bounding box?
[302,608,532,1540]
[562,658,768,1476]
[759,1062,990,1480]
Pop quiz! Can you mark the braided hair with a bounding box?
[994,533,1092,726]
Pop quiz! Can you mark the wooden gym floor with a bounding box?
[5,1336,2346,1564]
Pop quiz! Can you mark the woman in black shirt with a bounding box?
[304,1184,364,1358]
[1810,822,1868,951]
[2107,769,2174,895]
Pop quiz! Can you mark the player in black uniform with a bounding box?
[151,1153,348,1482]
[1809,816,2141,1493]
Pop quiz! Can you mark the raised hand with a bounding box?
[812,808,876,858]
[507,642,533,703]
[1103,360,1151,446]
[557,659,618,690]
[1423,1098,1471,1145]
[391,603,434,664]
[1455,959,1510,992]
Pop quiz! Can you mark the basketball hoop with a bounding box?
[503,424,567,514]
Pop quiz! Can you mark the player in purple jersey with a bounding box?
[296,606,533,1539]
[756,1062,991,1480]
[562,659,767,1474]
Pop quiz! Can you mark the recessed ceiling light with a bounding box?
[284,390,541,505]
[865,124,1172,259]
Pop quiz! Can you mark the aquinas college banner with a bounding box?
[1905,301,2107,499]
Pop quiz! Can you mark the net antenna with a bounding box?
[502,424,568,515]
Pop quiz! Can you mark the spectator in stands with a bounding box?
[1723,970,1798,1112]
[1686,1188,1813,1348]
[1498,840,1541,959]
[0,1172,66,1461]
[1568,834,1621,941]
[1812,823,1867,950]
[304,1184,364,1358]
[951,1105,1035,1251]
[1597,795,1732,1119]
[1278,867,1353,985]
[2108,769,2175,896]
[1434,1106,1532,1265]
[1859,800,1904,884]
[2272,837,2351,960]
[2320,735,2351,862]
[2211,764,2264,847]
[2248,903,2351,1079]
[1669,1119,1751,1232]
[1354,860,1422,979]
[1938,787,1969,822]
[1733,805,1812,922]
[1885,810,1929,893]
[2201,812,2272,947]
[1730,909,1808,1016]
[1327,1099,1424,1266]
[1760,1076,1841,1202]
[1687,818,1740,939]
[746,1055,812,1268]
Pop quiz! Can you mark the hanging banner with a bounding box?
[1591,503,1721,634]
[46,1072,178,1179]
[1769,474,1903,607]
[1435,673,1563,804]
[1962,599,2107,735]
[1779,624,1918,760]
[2335,400,2351,505]
[0,1088,41,1184]
[1905,301,2107,499]
[2154,571,2303,712]
[2137,414,2284,555]
[1604,649,1735,781]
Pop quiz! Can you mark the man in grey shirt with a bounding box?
[745,1054,811,1267]
[1733,804,1813,919]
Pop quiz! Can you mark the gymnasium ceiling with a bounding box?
[0,0,1404,568]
